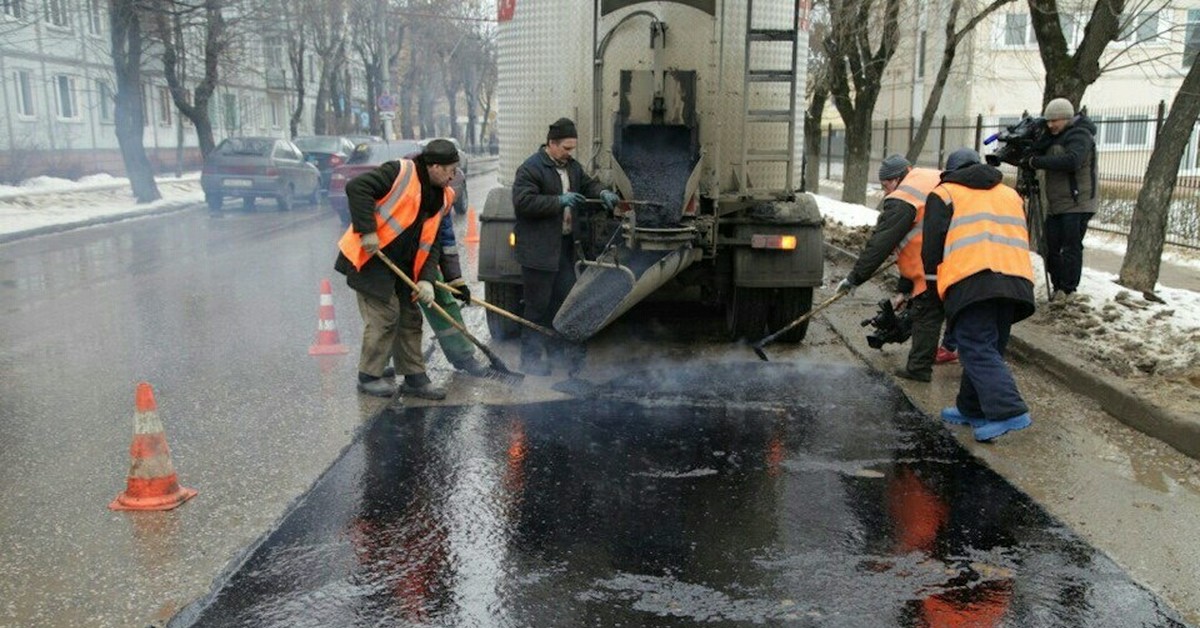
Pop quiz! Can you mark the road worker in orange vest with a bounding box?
[334,139,463,399]
[835,154,944,382]
[922,148,1036,442]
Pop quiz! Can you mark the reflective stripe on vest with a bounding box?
[337,159,456,282]
[884,168,941,296]
[933,182,1034,300]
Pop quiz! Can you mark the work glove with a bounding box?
[447,278,471,305]
[415,280,435,305]
[835,278,857,296]
[890,292,910,312]
[558,192,586,209]
[599,190,620,211]
[1019,155,1038,170]
[361,232,380,255]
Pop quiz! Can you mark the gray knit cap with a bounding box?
[1043,98,1075,121]
[877,154,911,182]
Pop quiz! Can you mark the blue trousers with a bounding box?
[953,300,1028,420]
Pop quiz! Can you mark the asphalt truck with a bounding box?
[478,0,824,343]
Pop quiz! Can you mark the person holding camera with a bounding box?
[512,118,618,375]
[923,148,1036,442]
[836,154,944,382]
[1022,98,1098,301]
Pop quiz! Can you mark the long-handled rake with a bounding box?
[375,251,524,384]
[752,260,897,362]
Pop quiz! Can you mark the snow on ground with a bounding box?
[0,173,203,237]
[813,194,1200,380]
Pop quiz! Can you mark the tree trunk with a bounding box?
[314,66,330,135]
[110,0,160,203]
[1028,0,1124,108]
[804,83,828,194]
[841,110,873,205]
[444,83,460,141]
[1118,62,1200,292]
[289,38,306,139]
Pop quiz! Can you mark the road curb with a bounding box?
[823,243,1200,461]
[0,200,199,245]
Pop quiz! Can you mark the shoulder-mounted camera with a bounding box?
[983,113,1046,168]
[861,298,913,350]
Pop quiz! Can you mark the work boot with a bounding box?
[940,406,987,428]
[934,346,959,365]
[893,367,931,383]
[973,412,1033,442]
[520,355,551,377]
[357,377,396,398]
[452,355,491,377]
[399,372,446,400]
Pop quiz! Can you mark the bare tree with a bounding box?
[307,1,347,135]
[803,14,830,194]
[905,0,1016,164]
[109,0,161,202]
[1118,62,1200,292]
[152,0,228,158]
[824,0,902,204]
[1027,0,1126,106]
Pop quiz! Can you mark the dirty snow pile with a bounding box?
[0,173,203,238]
[813,194,1200,381]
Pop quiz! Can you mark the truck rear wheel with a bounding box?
[768,287,815,343]
[485,282,523,340]
[726,286,770,341]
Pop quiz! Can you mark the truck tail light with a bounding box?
[508,232,516,247]
[751,234,797,250]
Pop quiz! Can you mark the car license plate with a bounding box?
[223,178,252,188]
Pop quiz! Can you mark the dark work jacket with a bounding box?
[512,146,605,271]
[850,195,918,294]
[1030,115,1098,215]
[333,159,444,302]
[921,163,1035,325]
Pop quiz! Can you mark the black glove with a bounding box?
[447,278,471,304]
[1019,155,1037,170]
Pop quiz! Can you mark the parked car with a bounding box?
[345,134,384,146]
[201,137,320,212]
[328,140,423,226]
[293,135,358,194]
[419,137,470,215]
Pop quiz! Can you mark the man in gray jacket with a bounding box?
[1024,98,1098,300]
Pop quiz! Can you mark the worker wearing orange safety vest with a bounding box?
[835,154,944,382]
[334,139,461,400]
[922,148,1036,443]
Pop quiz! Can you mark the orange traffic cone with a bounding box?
[110,383,198,511]
[309,278,349,355]
[463,206,480,244]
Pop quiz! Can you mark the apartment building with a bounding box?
[0,1,364,182]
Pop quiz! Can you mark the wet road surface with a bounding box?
[179,363,1188,627]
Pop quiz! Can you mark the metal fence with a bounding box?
[809,102,1200,249]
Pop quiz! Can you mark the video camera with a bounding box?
[861,298,913,350]
[983,113,1046,168]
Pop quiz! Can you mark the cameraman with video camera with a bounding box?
[1021,98,1098,301]
[835,154,944,382]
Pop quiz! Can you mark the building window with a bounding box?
[55,75,78,119]
[270,96,282,128]
[1119,11,1159,44]
[917,31,927,79]
[13,70,34,117]
[97,80,113,122]
[44,0,68,28]
[1186,10,1200,68]
[87,0,104,35]
[2,0,23,18]
[223,92,238,131]
[1126,117,1149,146]
[1002,13,1034,47]
[158,86,172,126]
[1099,116,1124,145]
[264,36,284,68]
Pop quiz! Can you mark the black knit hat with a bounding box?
[547,118,578,141]
[420,138,460,165]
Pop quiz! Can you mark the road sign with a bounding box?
[379,111,396,121]
[376,94,396,112]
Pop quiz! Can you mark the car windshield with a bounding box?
[215,138,273,156]
[347,141,423,165]
[293,137,343,153]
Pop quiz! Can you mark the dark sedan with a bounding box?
[294,135,358,193]
[201,137,320,212]
[328,140,423,227]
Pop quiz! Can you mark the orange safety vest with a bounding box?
[885,168,941,296]
[933,182,1034,300]
[337,159,454,281]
